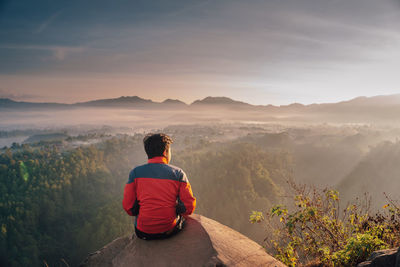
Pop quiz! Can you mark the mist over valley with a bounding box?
[2,95,400,237]
[2,94,400,266]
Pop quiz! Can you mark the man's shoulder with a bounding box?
[130,163,186,182]
[167,164,188,182]
[132,162,183,172]
[131,163,148,173]
[166,163,184,173]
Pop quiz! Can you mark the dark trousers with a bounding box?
[135,215,186,240]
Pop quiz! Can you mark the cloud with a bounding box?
[34,10,62,34]
[0,44,85,61]
[51,46,84,60]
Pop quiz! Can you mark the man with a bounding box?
[122,133,196,240]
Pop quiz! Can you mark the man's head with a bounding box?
[143,133,173,161]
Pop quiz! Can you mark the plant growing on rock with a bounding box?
[251,182,400,266]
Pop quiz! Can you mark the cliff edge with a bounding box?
[80,214,286,267]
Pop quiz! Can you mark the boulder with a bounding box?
[357,247,400,267]
[81,214,286,267]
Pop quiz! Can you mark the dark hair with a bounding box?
[143,133,173,159]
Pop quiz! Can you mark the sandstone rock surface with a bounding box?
[81,214,286,267]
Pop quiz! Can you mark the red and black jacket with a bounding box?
[122,156,196,234]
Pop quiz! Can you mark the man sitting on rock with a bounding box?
[123,133,196,240]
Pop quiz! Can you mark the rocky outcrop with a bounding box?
[357,247,400,267]
[80,214,286,267]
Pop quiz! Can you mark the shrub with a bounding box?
[251,182,400,266]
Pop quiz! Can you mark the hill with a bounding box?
[162,98,187,106]
[306,94,400,122]
[173,141,291,242]
[0,98,68,109]
[190,96,253,109]
[337,140,400,209]
[75,96,156,108]
[23,133,69,144]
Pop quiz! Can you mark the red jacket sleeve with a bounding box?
[122,170,136,216]
[179,171,196,215]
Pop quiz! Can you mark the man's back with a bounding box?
[123,156,196,234]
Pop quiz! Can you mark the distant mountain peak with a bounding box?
[0,98,17,103]
[340,94,400,106]
[286,103,305,107]
[118,96,142,100]
[83,95,151,103]
[190,96,250,106]
[162,99,187,105]
[75,96,155,107]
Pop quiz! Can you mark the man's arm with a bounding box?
[122,169,138,216]
[177,171,196,216]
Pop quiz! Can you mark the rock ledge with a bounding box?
[80,214,286,267]
[357,247,400,267]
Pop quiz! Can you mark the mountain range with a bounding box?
[0,94,400,125]
[2,94,400,110]
[0,96,186,109]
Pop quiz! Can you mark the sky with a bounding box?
[0,0,400,105]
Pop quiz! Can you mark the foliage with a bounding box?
[252,183,400,266]
[250,211,264,223]
[0,135,144,266]
[173,142,292,239]
[0,134,294,266]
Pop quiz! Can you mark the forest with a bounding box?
[1,123,400,266]
[0,130,294,266]
[0,136,140,266]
